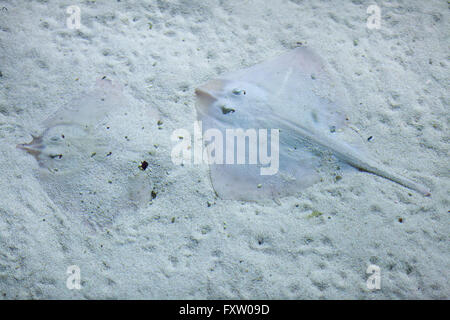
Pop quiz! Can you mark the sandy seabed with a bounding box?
[0,0,448,299]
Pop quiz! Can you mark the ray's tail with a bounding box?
[275,116,431,196]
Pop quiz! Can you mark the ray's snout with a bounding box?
[16,135,43,159]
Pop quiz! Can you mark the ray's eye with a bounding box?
[221,105,236,115]
[232,88,246,95]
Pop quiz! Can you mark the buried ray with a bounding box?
[195,47,431,200]
[17,78,163,229]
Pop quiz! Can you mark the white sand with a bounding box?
[0,0,448,299]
